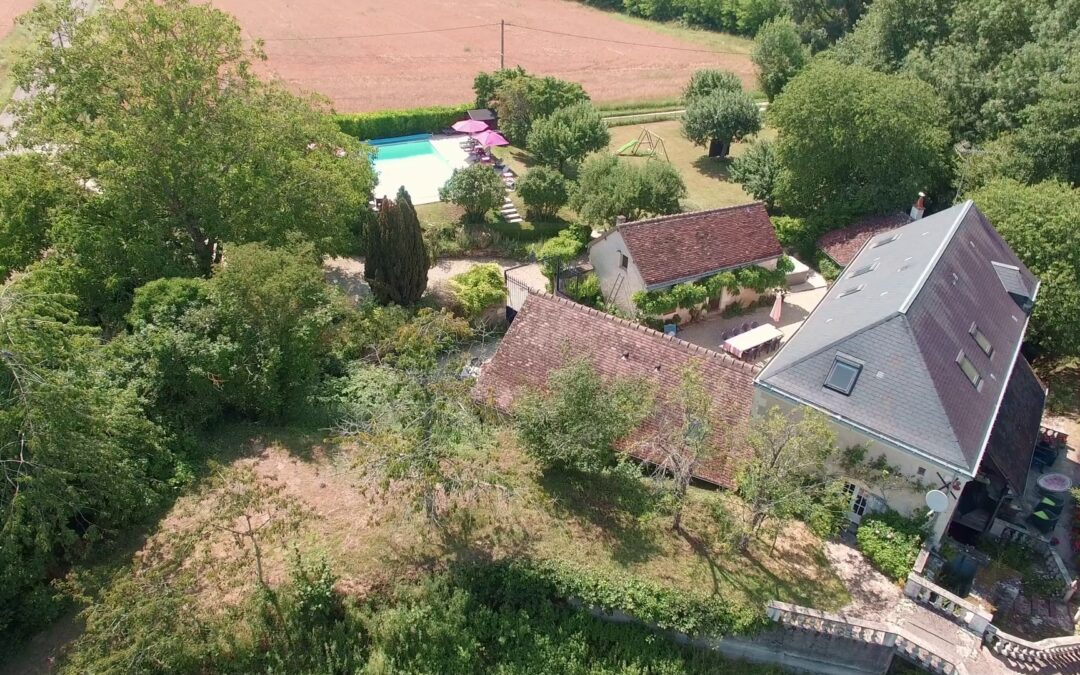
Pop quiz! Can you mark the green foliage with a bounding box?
[353,305,474,372]
[475,68,589,145]
[770,60,950,221]
[0,284,170,640]
[730,139,779,208]
[514,359,653,472]
[449,263,505,319]
[752,17,809,101]
[681,89,762,156]
[571,154,686,228]
[538,228,589,280]
[527,102,610,170]
[366,188,431,306]
[683,68,744,101]
[578,0,786,35]
[0,154,73,279]
[966,180,1080,358]
[518,166,570,220]
[334,104,471,140]
[788,0,867,52]
[632,264,787,316]
[564,273,604,308]
[440,163,507,223]
[11,0,375,325]
[855,511,924,581]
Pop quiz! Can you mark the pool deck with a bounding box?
[372,133,470,205]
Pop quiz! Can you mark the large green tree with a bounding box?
[967,180,1080,358]
[440,163,506,223]
[681,89,762,158]
[788,0,868,52]
[770,60,950,220]
[571,154,686,228]
[752,17,810,101]
[474,68,589,145]
[517,167,570,221]
[11,0,374,322]
[0,283,168,638]
[0,155,75,280]
[365,188,430,306]
[682,68,744,101]
[526,103,610,171]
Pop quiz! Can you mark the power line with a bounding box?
[505,23,745,55]
[259,22,498,42]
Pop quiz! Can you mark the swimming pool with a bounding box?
[370,134,465,205]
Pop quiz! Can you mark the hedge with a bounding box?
[459,559,767,639]
[334,103,472,141]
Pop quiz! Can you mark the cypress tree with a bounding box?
[364,188,430,305]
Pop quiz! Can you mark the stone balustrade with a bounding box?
[767,601,968,675]
[983,625,1080,663]
[903,573,993,637]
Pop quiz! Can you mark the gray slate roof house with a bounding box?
[756,201,1045,492]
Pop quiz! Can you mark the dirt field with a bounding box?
[0,0,36,38]
[209,0,755,112]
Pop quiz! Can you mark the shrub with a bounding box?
[683,68,744,101]
[334,104,470,141]
[518,167,569,220]
[730,139,779,208]
[855,511,924,581]
[440,164,506,223]
[449,263,506,319]
[563,273,603,307]
[537,229,587,281]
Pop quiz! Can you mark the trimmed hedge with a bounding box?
[461,559,767,639]
[334,104,472,141]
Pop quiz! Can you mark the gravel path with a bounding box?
[824,538,905,622]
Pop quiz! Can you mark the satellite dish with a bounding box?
[925,489,949,513]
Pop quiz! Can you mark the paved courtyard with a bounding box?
[678,272,829,362]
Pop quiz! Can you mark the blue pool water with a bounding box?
[369,134,458,205]
[370,134,439,161]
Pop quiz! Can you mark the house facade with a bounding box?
[754,201,1046,544]
[588,203,784,315]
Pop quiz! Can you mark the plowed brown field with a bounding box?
[211,0,755,112]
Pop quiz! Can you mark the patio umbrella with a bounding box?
[473,130,509,147]
[452,119,489,133]
[769,292,783,323]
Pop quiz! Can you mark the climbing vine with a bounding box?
[631,256,792,317]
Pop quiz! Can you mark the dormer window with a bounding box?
[957,351,983,389]
[825,355,862,395]
[969,323,993,357]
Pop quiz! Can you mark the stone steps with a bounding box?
[500,197,523,224]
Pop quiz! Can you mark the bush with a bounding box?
[334,104,471,141]
[527,103,610,170]
[440,164,506,223]
[855,511,924,581]
[730,139,779,208]
[449,263,506,319]
[537,229,588,281]
[683,68,744,101]
[564,273,603,307]
[518,167,570,220]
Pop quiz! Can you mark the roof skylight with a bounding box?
[849,261,879,278]
[970,324,993,358]
[838,284,865,298]
[957,351,983,390]
[824,355,862,395]
[873,233,901,248]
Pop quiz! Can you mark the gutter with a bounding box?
[754,379,975,479]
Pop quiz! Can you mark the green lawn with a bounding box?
[608,119,776,211]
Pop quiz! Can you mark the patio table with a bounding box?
[722,324,782,359]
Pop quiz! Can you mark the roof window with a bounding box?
[969,324,993,357]
[873,233,901,248]
[824,355,863,396]
[838,284,865,298]
[849,261,879,278]
[957,351,983,390]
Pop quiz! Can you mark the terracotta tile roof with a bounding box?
[612,203,783,288]
[816,212,911,266]
[473,292,758,487]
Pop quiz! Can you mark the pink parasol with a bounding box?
[473,130,509,147]
[452,119,489,133]
[769,292,783,323]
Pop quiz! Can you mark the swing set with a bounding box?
[615,127,670,162]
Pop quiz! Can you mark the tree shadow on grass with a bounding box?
[538,467,665,565]
[691,155,734,182]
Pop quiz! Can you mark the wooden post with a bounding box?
[500,20,505,69]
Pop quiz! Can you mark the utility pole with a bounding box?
[500,20,505,70]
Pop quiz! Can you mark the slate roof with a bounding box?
[473,292,759,487]
[603,203,783,289]
[984,357,1045,494]
[817,213,912,267]
[757,201,1041,476]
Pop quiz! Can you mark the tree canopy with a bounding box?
[570,154,686,228]
[473,68,589,145]
[365,188,430,306]
[526,103,610,171]
[518,167,570,221]
[10,0,374,323]
[770,60,950,220]
[752,17,810,101]
[681,89,762,158]
[682,68,744,101]
[440,164,506,223]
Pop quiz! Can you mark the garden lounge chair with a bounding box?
[1027,510,1058,534]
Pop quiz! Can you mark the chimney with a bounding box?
[615,215,627,226]
[909,192,926,221]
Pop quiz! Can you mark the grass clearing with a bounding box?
[130,424,849,619]
[608,119,775,211]
[606,13,755,55]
